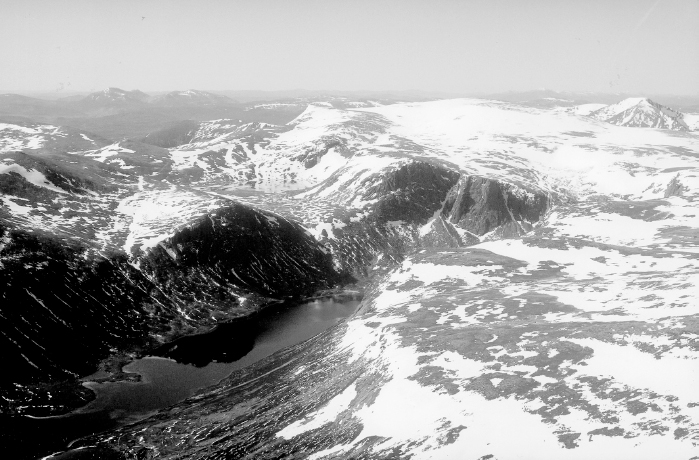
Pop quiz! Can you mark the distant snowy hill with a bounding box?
[148,89,235,106]
[589,97,688,130]
[80,87,234,109]
[81,87,150,106]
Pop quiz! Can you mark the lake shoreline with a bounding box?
[15,291,363,460]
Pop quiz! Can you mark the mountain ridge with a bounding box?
[589,97,689,130]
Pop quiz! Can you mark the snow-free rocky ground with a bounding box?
[2,96,699,459]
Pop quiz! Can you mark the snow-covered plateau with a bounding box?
[1,96,698,459]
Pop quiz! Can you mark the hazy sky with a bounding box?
[1,0,697,95]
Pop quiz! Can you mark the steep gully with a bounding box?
[0,159,550,458]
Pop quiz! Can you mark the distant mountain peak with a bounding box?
[83,87,150,105]
[149,89,234,106]
[589,97,688,130]
[176,89,209,97]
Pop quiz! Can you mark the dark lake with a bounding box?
[5,294,362,460]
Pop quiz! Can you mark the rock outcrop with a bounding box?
[442,175,549,237]
[664,174,686,198]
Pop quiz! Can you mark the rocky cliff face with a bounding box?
[316,161,549,279]
[366,161,460,223]
[442,175,549,237]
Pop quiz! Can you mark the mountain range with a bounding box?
[1,91,698,459]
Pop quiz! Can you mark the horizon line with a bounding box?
[2,88,699,100]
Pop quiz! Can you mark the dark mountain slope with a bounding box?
[139,119,200,148]
[0,201,346,417]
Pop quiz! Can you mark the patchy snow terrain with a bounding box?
[2,96,698,459]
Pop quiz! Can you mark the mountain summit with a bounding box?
[589,97,688,130]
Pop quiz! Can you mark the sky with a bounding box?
[0,0,697,95]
